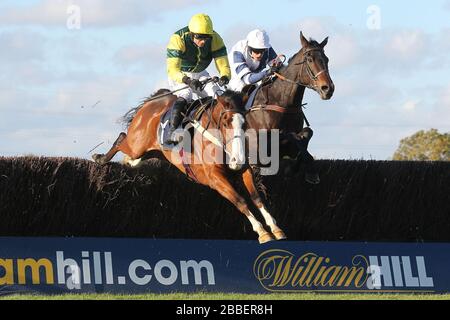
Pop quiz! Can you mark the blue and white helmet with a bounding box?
[246,29,271,49]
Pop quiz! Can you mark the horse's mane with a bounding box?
[120,89,170,129]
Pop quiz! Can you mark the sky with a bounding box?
[0,0,449,160]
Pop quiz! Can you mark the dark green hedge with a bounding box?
[0,157,449,242]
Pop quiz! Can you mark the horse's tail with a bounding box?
[119,88,171,129]
[120,107,139,129]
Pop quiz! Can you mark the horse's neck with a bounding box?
[201,101,220,130]
[256,63,306,108]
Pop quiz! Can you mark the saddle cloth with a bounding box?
[157,97,213,150]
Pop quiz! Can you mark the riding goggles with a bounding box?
[249,47,266,54]
[193,33,212,40]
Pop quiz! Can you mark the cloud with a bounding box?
[444,0,450,11]
[0,73,153,159]
[326,33,362,71]
[0,29,103,86]
[0,0,202,28]
[1,126,120,158]
[114,43,166,70]
[0,30,46,62]
[222,23,257,49]
[383,30,428,67]
[433,84,450,126]
[402,100,419,112]
[31,75,151,117]
[426,28,450,69]
[439,85,450,106]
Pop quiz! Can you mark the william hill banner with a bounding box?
[0,237,449,294]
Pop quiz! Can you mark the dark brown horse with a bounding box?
[245,32,335,182]
[92,80,286,243]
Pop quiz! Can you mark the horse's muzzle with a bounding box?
[320,83,335,100]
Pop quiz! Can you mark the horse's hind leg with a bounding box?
[242,168,287,241]
[92,132,127,165]
[209,171,274,244]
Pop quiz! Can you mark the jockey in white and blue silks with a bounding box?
[228,29,278,92]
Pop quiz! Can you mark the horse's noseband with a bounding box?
[280,47,330,90]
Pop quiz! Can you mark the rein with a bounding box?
[250,104,300,114]
[191,99,244,156]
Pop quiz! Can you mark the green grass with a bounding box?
[2,293,450,300]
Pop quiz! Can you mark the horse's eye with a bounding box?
[307,57,313,63]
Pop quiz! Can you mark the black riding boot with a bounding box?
[166,98,187,144]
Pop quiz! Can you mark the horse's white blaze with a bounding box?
[229,113,245,170]
[259,205,278,231]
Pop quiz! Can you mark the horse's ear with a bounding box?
[300,31,309,48]
[320,37,329,48]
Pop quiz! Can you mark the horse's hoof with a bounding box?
[272,229,287,241]
[258,232,275,244]
[92,154,106,165]
[305,172,320,185]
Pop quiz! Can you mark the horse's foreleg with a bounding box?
[289,128,320,184]
[92,132,127,165]
[209,172,274,244]
[242,168,287,241]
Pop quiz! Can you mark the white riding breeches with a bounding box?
[168,70,220,102]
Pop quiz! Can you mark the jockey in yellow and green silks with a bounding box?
[166,13,231,144]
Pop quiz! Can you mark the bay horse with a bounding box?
[92,79,286,243]
[245,31,335,183]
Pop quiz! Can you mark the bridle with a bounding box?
[274,47,330,91]
[248,47,331,117]
[215,102,245,151]
[199,98,245,155]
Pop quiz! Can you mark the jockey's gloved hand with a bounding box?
[268,58,283,74]
[182,75,191,85]
[218,76,229,86]
[182,76,202,91]
[269,64,282,74]
[189,79,202,91]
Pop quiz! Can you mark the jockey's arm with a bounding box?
[233,51,270,85]
[167,34,186,83]
[211,33,231,79]
[242,69,269,85]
